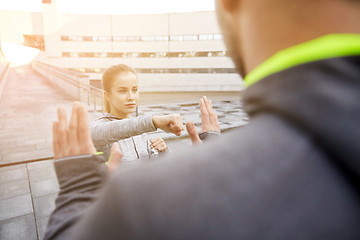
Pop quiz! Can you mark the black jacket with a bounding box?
[45,56,360,240]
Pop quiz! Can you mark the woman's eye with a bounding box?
[133,89,138,92]
[119,90,126,93]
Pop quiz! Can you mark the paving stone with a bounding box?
[0,214,37,240]
[0,179,30,200]
[0,194,33,221]
[30,178,59,198]
[27,160,53,170]
[36,217,49,240]
[28,165,56,183]
[0,164,28,184]
[33,193,57,219]
[1,152,30,163]
[163,104,181,111]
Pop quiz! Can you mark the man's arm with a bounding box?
[45,103,119,240]
[44,154,107,240]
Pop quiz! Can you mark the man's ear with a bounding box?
[220,0,241,13]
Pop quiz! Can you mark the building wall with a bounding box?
[1,10,243,92]
[0,10,43,43]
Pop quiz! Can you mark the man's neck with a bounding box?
[241,2,360,74]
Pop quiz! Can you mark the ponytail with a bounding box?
[104,95,111,113]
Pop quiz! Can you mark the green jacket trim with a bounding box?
[244,34,360,87]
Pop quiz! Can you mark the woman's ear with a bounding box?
[104,91,110,101]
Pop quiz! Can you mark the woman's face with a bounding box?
[106,72,139,118]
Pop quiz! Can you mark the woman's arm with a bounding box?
[90,115,156,147]
[91,114,184,147]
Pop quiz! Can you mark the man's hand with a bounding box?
[150,137,167,152]
[186,96,220,145]
[152,114,184,136]
[107,143,123,173]
[53,102,96,159]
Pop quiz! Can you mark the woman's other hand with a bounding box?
[150,137,167,152]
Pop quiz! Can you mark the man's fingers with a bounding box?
[57,107,68,149]
[203,96,214,113]
[108,143,123,173]
[77,102,96,154]
[200,98,210,126]
[52,121,60,159]
[186,121,202,145]
[68,103,79,150]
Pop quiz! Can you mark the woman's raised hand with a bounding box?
[152,114,184,136]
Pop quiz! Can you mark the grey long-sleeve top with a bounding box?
[90,113,159,163]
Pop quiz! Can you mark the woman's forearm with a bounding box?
[90,115,157,147]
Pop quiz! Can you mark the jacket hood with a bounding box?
[243,56,360,187]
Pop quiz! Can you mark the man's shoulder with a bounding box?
[105,113,360,238]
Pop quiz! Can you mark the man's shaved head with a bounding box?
[215,0,360,77]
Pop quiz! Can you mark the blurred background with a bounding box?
[0,1,246,239]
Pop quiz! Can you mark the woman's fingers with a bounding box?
[150,137,163,147]
[170,114,184,134]
[151,138,167,151]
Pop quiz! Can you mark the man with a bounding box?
[45,0,360,239]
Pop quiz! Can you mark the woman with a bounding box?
[90,64,183,164]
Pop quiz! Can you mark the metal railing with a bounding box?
[32,60,104,112]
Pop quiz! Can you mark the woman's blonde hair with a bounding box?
[102,64,137,113]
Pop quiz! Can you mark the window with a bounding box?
[170,35,184,41]
[141,36,155,41]
[70,52,79,58]
[155,36,169,41]
[199,34,213,40]
[82,36,93,41]
[184,35,198,41]
[126,36,141,42]
[69,68,237,74]
[213,34,223,40]
[62,51,229,58]
[113,36,127,42]
[94,52,107,58]
[61,36,70,41]
[93,36,112,42]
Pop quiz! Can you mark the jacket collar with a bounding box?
[245,34,360,87]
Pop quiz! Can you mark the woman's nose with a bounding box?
[127,91,134,100]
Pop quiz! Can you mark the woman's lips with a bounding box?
[125,104,136,108]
